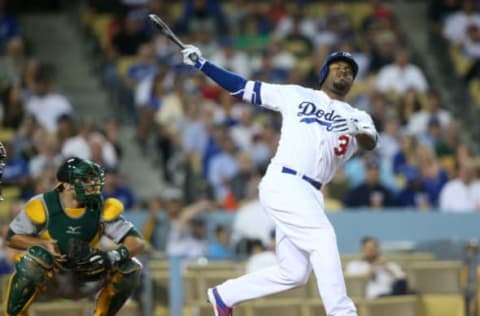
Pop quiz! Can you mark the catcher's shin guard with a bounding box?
[93,257,142,316]
[4,245,54,315]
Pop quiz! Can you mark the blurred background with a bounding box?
[0,0,479,315]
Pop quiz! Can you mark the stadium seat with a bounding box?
[420,294,465,316]
[193,271,242,302]
[148,259,169,272]
[117,301,140,316]
[304,299,328,316]
[191,302,247,316]
[358,295,420,316]
[249,298,304,316]
[307,274,368,299]
[406,261,463,294]
[30,301,87,316]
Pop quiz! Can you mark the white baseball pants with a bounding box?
[216,168,357,316]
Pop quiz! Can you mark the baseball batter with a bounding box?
[181,46,377,316]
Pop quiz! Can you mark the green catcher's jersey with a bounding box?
[8,191,136,255]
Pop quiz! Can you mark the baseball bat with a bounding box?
[148,14,199,63]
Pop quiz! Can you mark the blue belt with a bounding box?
[281,167,322,190]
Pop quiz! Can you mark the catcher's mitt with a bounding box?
[67,238,109,281]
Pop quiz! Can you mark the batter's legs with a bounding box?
[216,228,311,306]
[309,229,357,316]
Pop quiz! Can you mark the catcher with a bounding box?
[3,156,145,316]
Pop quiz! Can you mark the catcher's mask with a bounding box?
[318,51,359,87]
[57,157,105,207]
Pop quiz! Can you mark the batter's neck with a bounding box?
[321,88,346,101]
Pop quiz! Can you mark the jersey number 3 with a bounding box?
[334,135,350,156]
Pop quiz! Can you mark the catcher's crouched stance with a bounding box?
[3,157,146,316]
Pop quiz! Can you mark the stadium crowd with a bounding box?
[0,0,479,261]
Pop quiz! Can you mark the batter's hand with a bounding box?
[181,45,206,69]
[331,117,360,135]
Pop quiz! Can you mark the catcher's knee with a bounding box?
[17,245,55,283]
[6,245,55,315]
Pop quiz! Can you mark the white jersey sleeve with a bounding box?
[9,209,42,235]
[103,217,135,244]
[243,81,298,113]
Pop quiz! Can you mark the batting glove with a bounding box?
[181,45,206,69]
[331,117,360,135]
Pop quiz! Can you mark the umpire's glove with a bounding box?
[181,45,206,69]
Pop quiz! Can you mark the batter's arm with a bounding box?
[354,111,378,150]
[355,133,377,151]
[182,45,289,111]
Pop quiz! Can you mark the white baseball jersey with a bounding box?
[245,81,373,184]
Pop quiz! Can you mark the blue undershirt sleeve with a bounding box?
[200,61,262,105]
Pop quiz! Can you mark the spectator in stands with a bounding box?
[234,14,271,55]
[344,156,397,209]
[29,130,62,179]
[418,145,449,207]
[207,132,239,202]
[393,134,417,175]
[211,36,251,78]
[377,115,401,162]
[228,151,253,203]
[88,132,118,170]
[345,236,408,299]
[427,0,461,35]
[407,90,452,136]
[274,5,315,42]
[0,36,24,89]
[20,58,38,100]
[251,48,289,83]
[396,167,431,209]
[102,168,136,210]
[61,118,94,160]
[435,120,461,159]
[103,118,123,160]
[376,49,429,95]
[26,64,73,133]
[2,141,31,199]
[439,159,480,212]
[443,0,480,45]
[231,175,274,250]
[163,187,213,259]
[282,13,314,59]
[303,46,330,88]
[462,24,480,83]
[229,106,260,151]
[135,68,169,150]
[368,91,389,132]
[396,88,423,126]
[208,225,234,260]
[1,85,24,129]
[126,42,157,87]
[174,0,228,37]
[110,11,150,57]
[0,0,20,50]
[245,238,276,273]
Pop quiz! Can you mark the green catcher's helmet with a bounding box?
[57,157,105,207]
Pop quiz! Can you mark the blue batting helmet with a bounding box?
[318,51,359,86]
